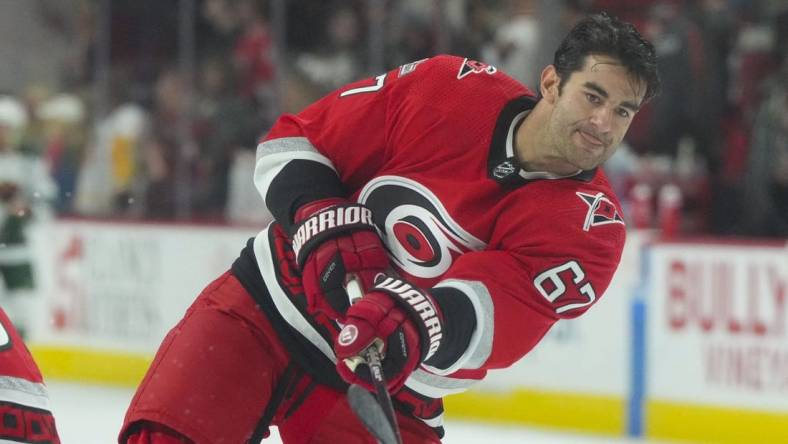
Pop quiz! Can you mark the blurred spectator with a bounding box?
[451,0,499,60]
[76,102,150,217]
[140,68,187,219]
[388,10,438,68]
[741,56,788,236]
[61,0,97,90]
[38,93,87,214]
[294,7,364,94]
[637,2,706,158]
[482,0,541,87]
[75,72,150,218]
[193,57,259,219]
[727,18,777,122]
[232,0,276,107]
[226,148,273,226]
[0,95,57,338]
[692,0,736,162]
[711,4,782,234]
[686,0,737,234]
[18,85,51,157]
[1,0,786,238]
[200,0,244,61]
[613,2,711,234]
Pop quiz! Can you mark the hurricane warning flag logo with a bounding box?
[577,191,625,231]
[457,58,497,79]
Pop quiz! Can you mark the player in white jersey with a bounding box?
[0,96,57,339]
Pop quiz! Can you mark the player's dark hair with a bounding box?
[553,12,661,103]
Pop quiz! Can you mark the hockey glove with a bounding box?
[334,276,444,393]
[292,198,390,320]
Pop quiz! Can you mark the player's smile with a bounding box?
[574,128,607,153]
[577,128,605,147]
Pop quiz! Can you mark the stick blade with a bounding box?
[347,384,399,444]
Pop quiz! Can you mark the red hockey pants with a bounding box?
[119,271,440,444]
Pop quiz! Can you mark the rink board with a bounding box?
[444,388,624,435]
[23,221,788,443]
[642,241,788,443]
[647,400,788,444]
[29,344,152,387]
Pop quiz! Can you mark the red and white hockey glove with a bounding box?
[334,276,444,393]
[292,198,390,320]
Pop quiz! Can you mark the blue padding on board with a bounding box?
[628,243,651,437]
[628,299,646,437]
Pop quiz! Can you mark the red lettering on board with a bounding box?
[664,257,787,337]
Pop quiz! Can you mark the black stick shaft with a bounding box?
[363,346,403,444]
[345,274,403,444]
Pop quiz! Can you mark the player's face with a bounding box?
[544,54,645,171]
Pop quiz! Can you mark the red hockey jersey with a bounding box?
[0,308,60,443]
[244,55,626,427]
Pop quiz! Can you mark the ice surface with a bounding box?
[47,382,663,444]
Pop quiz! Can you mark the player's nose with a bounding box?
[588,106,613,134]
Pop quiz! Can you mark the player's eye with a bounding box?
[616,107,631,118]
[585,93,601,104]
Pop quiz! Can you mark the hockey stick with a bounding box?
[344,276,404,444]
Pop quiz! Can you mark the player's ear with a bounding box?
[540,65,560,104]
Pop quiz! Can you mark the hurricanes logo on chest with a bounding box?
[358,176,487,279]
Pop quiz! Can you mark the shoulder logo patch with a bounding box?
[399,58,427,77]
[457,58,497,79]
[577,192,625,231]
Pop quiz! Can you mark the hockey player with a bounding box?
[0,96,57,339]
[120,13,660,444]
[0,306,60,443]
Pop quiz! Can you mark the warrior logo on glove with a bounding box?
[374,277,442,360]
[334,275,445,392]
[293,199,391,321]
[338,324,359,346]
[292,204,376,265]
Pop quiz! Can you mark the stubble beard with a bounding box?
[552,125,595,173]
[541,107,605,174]
[567,122,611,171]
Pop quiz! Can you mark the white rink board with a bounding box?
[648,241,788,411]
[30,219,257,350]
[27,219,642,400]
[473,232,646,397]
